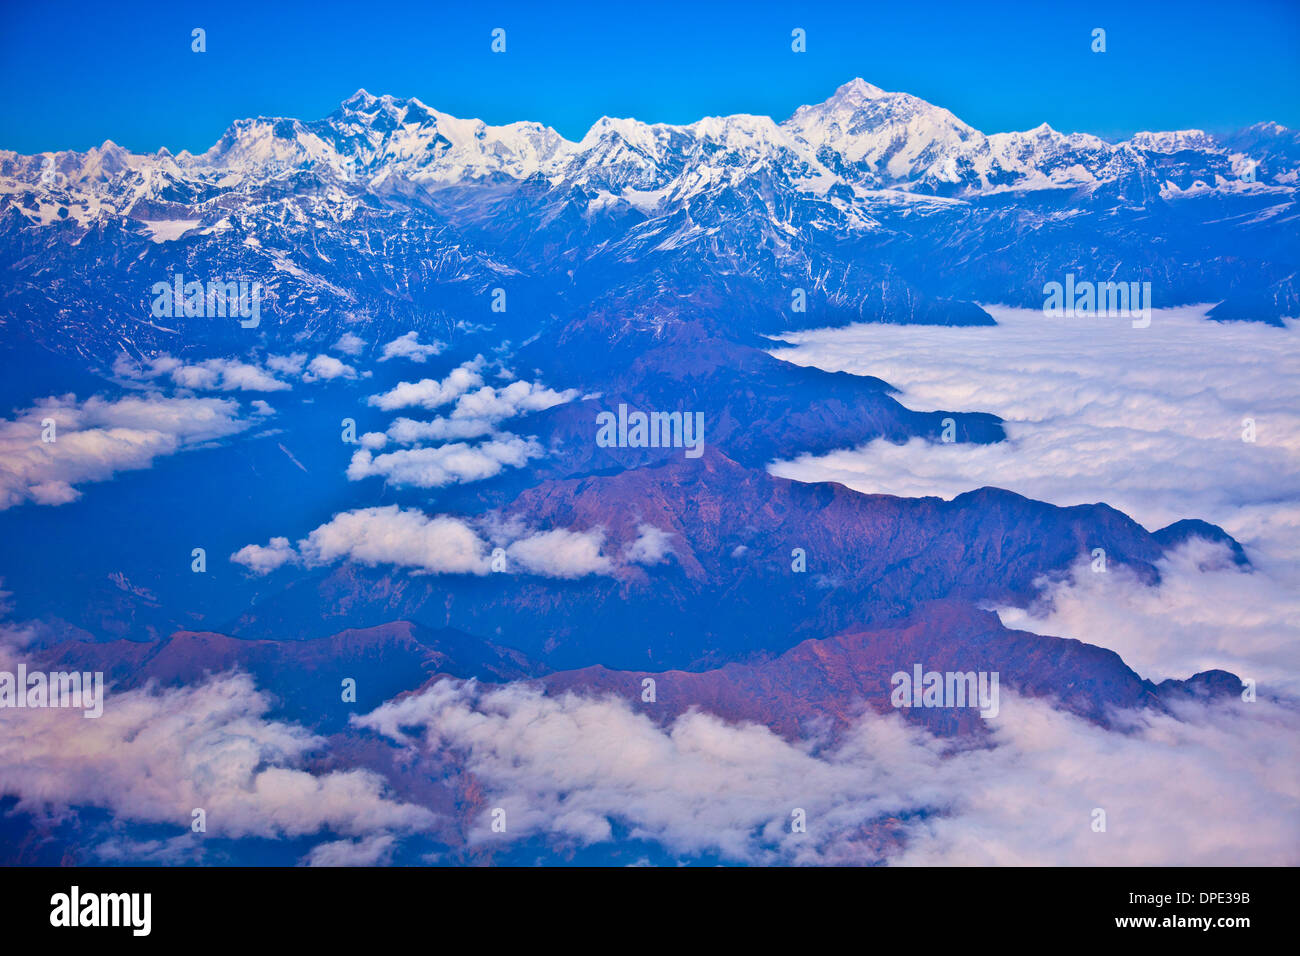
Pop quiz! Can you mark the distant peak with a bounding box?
[1247,120,1289,134]
[337,89,435,125]
[339,89,390,115]
[831,78,889,103]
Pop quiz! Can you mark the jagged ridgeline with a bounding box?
[1,79,1296,365]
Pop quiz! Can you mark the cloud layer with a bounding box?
[769,306,1300,539]
[0,655,434,845]
[769,306,1300,690]
[358,680,1300,866]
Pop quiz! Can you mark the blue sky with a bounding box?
[1,0,1297,154]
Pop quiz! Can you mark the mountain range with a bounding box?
[0,79,1291,867]
[2,78,1298,372]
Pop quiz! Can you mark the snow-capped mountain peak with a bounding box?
[1,79,1296,236]
[1129,129,1218,153]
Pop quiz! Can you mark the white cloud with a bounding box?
[0,392,254,510]
[374,373,578,449]
[769,306,1300,692]
[266,353,308,376]
[379,331,444,363]
[231,536,297,574]
[450,381,580,421]
[368,358,485,411]
[303,354,357,382]
[385,416,495,445]
[624,524,675,565]
[233,508,620,579]
[998,537,1300,695]
[331,333,367,357]
[507,528,613,578]
[768,306,1300,540]
[358,681,1300,866]
[114,354,290,392]
[95,834,206,864]
[303,834,397,866]
[346,435,542,489]
[0,665,435,841]
[297,506,489,575]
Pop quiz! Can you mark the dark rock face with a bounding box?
[210,442,1244,672]
[34,622,536,732]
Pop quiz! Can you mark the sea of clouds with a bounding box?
[768,305,1300,696]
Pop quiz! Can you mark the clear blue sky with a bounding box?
[1,0,1297,154]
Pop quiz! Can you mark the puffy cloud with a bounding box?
[266,353,308,376]
[297,506,489,574]
[507,528,613,578]
[368,358,485,411]
[292,509,488,574]
[0,665,435,841]
[230,536,297,574]
[233,508,618,579]
[331,332,367,356]
[890,694,1300,866]
[0,392,254,510]
[385,416,495,445]
[450,381,580,421]
[379,331,444,363]
[376,375,578,448]
[346,435,542,489]
[624,524,675,565]
[303,354,357,382]
[358,681,1300,866]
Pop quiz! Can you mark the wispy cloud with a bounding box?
[114,354,290,392]
[0,392,258,510]
[331,332,368,357]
